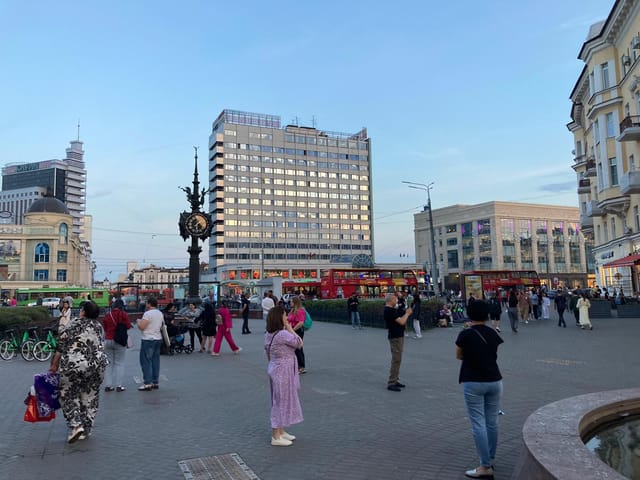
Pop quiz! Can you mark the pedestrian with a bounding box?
[517,291,531,324]
[384,293,413,392]
[348,292,362,330]
[577,293,593,330]
[58,299,73,331]
[212,301,242,356]
[488,294,502,332]
[507,289,518,333]
[411,291,422,338]
[112,293,125,310]
[102,304,132,392]
[554,291,567,328]
[264,305,303,446]
[530,289,539,320]
[137,297,163,391]
[261,291,275,325]
[49,300,108,443]
[287,296,307,374]
[569,291,580,325]
[455,300,503,480]
[184,302,203,351]
[541,292,551,320]
[199,301,217,353]
[240,293,251,334]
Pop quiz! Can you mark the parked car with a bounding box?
[28,297,61,308]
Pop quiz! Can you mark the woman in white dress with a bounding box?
[576,293,592,330]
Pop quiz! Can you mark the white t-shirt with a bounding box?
[139,308,163,340]
[261,296,275,315]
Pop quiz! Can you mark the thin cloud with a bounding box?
[539,181,576,193]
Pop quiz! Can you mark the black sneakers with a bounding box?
[387,384,402,392]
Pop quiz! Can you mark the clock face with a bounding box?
[186,213,209,236]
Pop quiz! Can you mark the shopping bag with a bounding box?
[24,394,55,423]
[34,372,61,415]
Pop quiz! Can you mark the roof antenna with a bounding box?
[77,119,80,141]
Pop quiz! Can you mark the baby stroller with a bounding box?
[168,323,193,354]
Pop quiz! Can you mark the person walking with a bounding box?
[541,292,551,320]
[348,292,362,330]
[517,291,531,324]
[261,291,275,326]
[507,289,519,333]
[488,294,502,332]
[569,291,580,326]
[184,302,203,352]
[212,301,241,356]
[137,297,163,391]
[264,306,303,446]
[384,293,412,392]
[530,289,539,320]
[577,293,593,330]
[287,296,307,374]
[49,301,108,443]
[200,301,217,353]
[411,291,422,338]
[554,291,567,328]
[102,304,132,392]
[240,293,251,334]
[455,300,503,480]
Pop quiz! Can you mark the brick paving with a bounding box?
[0,310,639,480]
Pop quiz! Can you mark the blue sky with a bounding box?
[0,0,612,281]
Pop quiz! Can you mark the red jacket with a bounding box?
[102,308,132,340]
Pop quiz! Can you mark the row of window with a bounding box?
[223,176,369,191]
[33,269,67,281]
[225,209,369,221]
[0,191,42,199]
[224,250,367,260]
[222,164,369,180]
[34,243,68,263]
[224,129,368,150]
[221,153,368,170]
[222,142,365,159]
[221,186,369,201]
[221,230,371,241]
[220,197,370,211]
[223,219,370,230]
[442,220,581,238]
[225,241,370,249]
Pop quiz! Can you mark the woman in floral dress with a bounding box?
[264,306,303,446]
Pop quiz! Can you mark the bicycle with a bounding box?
[33,327,57,362]
[0,327,40,361]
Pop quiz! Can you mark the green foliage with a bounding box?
[0,307,54,332]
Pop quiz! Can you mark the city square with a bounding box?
[1,311,638,480]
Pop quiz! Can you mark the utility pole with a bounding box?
[402,181,439,295]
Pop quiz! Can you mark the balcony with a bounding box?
[618,115,640,141]
[585,200,604,217]
[579,213,593,228]
[585,157,596,177]
[620,170,640,195]
[577,178,591,194]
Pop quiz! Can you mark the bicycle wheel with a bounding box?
[33,341,52,362]
[0,340,16,360]
[21,340,35,361]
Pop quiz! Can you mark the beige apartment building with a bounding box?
[568,0,640,295]
[207,110,373,291]
[413,202,593,292]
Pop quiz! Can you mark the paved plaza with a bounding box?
[1,309,639,480]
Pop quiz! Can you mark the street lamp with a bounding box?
[402,181,439,295]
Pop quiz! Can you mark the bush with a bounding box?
[0,307,54,333]
[303,298,444,329]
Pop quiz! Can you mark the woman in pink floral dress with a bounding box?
[264,306,303,446]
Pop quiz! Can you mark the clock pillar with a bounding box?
[178,147,212,305]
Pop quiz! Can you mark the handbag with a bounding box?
[215,314,223,326]
[160,323,171,347]
[24,394,56,423]
[303,309,313,330]
[107,311,128,347]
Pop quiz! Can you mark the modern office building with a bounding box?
[568,0,640,294]
[0,187,48,224]
[208,109,373,290]
[412,201,594,292]
[1,140,87,236]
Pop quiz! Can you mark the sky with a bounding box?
[0,0,614,282]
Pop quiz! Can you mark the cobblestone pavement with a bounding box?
[1,310,638,480]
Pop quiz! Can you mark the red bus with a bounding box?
[320,268,419,299]
[461,270,540,301]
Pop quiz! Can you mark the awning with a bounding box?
[602,254,640,268]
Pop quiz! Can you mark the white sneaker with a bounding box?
[233,347,242,354]
[67,426,84,444]
[281,431,296,441]
[271,436,292,446]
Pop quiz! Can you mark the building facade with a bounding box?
[413,201,593,292]
[1,140,87,236]
[0,187,48,224]
[207,109,373,291]
[128,264,189,289]
[568,0,640,295]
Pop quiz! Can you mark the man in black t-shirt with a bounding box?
[240,294,251,334]
[384,293,412,392]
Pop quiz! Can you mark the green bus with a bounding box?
[15,288,111,307]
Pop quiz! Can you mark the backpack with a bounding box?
[303,309,313,330]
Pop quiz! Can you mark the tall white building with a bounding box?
[208,109,373,290]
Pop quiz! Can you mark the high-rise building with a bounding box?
[208,109,373,289]
[0,187,47,224]
[1,140,86,236]
[413,201,593,291]
[568,0,640,294]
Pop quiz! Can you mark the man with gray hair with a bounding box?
[384,293,413,392]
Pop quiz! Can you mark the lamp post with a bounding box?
[402,181,439,295]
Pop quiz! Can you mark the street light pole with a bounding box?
[402,181,439,296]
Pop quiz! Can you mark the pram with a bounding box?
[168,322,193,354]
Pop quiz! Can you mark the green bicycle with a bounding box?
[33,327,57,362]
[0,327,40,361]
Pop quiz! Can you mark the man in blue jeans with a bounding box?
[348,292,362,329]
[455,300,503,479]
[137,297,164,391]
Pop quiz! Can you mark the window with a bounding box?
[594,119,600,143]
[606,112,615,137]
[631,154,636,172]
[446,238,457,246]
[446,224,457,233]
[635,206,640,233]
[601,62,610,89]
[612,217,617,238]
[447,250,459,269]
[56,269,67,281]
[57,251,68,263]
[609,157,618,186]
[597,163,604,189]
[34,243,50,263]
[34,269,49,281]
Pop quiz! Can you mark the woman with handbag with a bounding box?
[184,302,203,352]
[102,304,132,392]
[200,301,217,353]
